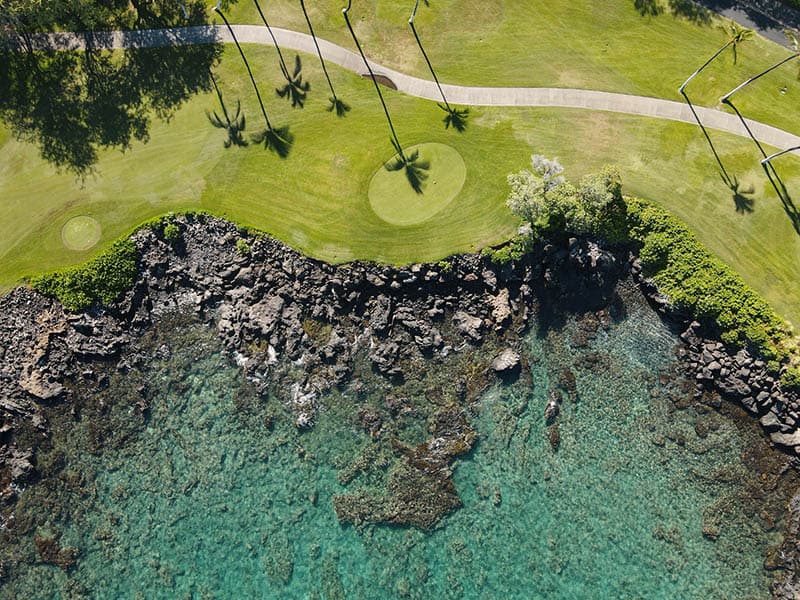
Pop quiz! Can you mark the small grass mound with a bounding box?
[368,143,467,226]
[61,216,101,251]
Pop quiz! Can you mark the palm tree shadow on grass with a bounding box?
[344,0,430,193]
[409,0,469,132]
[251,125,294,158]
[385,139,430,194]
[681,92,734,187]
[276,55,311,108]
[207,73,247,148]
[253,0,310,109]
[215,5,292,159]
[726,175,755,213]
[300,0,350,117]
[763,159,800,235]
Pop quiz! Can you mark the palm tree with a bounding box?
[299,0,350,116]
[207,72,247,148]
[253,0,310,108]
[761,147,800,234]
[718,29,800,158]
[408,0,468,132]
[214,4,293,157]
[678,22,753,186]
[678,22,753,97]
[342,0,430,193]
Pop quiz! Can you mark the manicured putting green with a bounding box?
[368,143,467,226]
[61,216,101,251]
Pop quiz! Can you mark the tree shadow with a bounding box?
[440,104,469,132]
[252,125,294,159]
[723,98,768,159]
[634,0,664,17]
[386,140,430,194]
[763,160,800,235]
[207,74,247,149]
[727,175,755,213]
[680,92,734,187]
[276,55,311,108]
[0,2,221,176]
[668,0,713,25]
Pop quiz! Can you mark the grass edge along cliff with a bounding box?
[24,158,800,392]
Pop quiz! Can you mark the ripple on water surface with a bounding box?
[3,292,784,599]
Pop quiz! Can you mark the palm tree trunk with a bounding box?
[720,54,799,103]
[409,0,450,112]
[342,0,403,155]
[253,0,290,80]
[210,71,231,125]
[300,0,338,102]
[679,91,733,186]
[679,41,733,93]
[215,7,272,131]
[719,53,799,159]
[678,40,737,186]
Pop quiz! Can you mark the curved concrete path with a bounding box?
[30,24,800,153]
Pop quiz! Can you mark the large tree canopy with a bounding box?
[0,0,226,174]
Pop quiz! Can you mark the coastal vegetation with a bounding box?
[30,239,138,311]
[503,157,799,387]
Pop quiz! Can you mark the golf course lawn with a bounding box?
[1,44,799,326]
[225,0,800,132]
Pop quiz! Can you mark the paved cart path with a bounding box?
[27,24,800,153]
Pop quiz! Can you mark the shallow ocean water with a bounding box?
[3,292,781,599]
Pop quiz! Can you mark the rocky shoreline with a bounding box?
[1,213,800,594]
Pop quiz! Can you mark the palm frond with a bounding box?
[328,97,351,117]
[385,156,405,171]
[252,125,293,158]
[439,104,470,132]
[292,54,302,78]
[206,110,226,129]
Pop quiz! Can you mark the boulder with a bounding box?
[491,349,520,373]
[452,311,483,342]
[490,289,512,330]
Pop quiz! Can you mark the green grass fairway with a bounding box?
[61,216,102,251]
[226,0,800,132]
[368,143,466,226]
[1,44,800,328]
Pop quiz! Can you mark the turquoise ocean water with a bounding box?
[2,290,783,599]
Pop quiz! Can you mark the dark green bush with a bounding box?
[626,197,791,360]
[32,240,139,311]
[783,367,800,392]
[481,234,534,265]
[163,222,181,244]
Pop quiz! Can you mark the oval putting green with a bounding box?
[61,216,101,251]
[368,143,467,226]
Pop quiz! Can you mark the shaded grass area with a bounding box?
[1,45,799,328]
[224,0,800,133]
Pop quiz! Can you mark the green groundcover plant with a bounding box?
[31,239,138,311]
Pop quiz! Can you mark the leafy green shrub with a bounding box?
[481,234,534,265]
[782,367,800,392]
[32,240,139,311]
[236,239,251,255]
[436,259,453,273]
[163,222,181,244]
[638,231,672,273]
[507,157,628,243]
[626,197,792,360]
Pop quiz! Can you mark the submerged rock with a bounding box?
[491,348,520,373]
